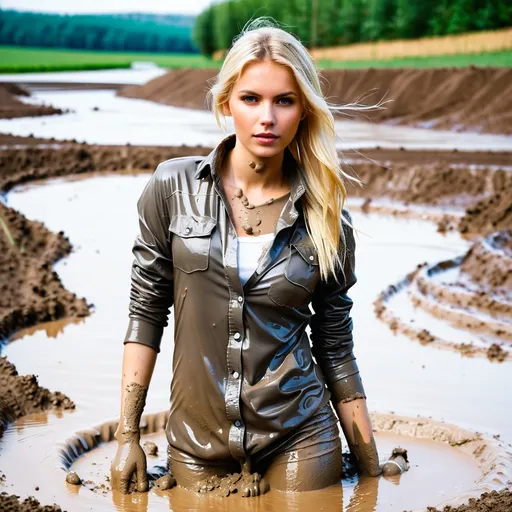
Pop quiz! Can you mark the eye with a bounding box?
[241,95,258,103]
[277,97,294,105]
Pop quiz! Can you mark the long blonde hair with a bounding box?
[207,17,377,282]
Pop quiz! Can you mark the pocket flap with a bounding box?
[292,241,319,266]
[169,215,217,238]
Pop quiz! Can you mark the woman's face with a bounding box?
[224,59,304,159]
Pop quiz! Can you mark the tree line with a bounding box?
[193,0,512,57]
[0,10,198,53]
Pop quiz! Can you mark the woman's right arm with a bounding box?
[111,342,157,493]
[111,163,175,493]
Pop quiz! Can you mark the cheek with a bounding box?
[281,107,302,129]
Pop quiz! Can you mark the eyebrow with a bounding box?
[238,90,297,98]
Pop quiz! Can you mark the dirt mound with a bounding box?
[0,202,91,340]
[345,159,512,237]
[119,68,217,110]
[0,85,64,120]
[0,493,64,512]
[117,66,512,134]
[0,357,75,437]
[425,488,512,512]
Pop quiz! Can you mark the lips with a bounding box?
[254,133,278,139]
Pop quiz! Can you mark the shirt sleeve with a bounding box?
[123,163,174,353]
[310,208,367,405]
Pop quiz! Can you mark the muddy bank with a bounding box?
[0,493,64,512]
[118,67,512,134]
[1,137,510,237]
[425,489,512,512]
[0,85,64,120]
[345,160,512,237]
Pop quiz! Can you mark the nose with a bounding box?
[259,101,276,127]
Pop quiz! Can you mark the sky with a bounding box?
[0,0,214,15]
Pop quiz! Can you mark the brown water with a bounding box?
[1,172,511,511]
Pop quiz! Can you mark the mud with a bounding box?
[373,226,512,360]
[0,85,65,120]
[194,469,269,498]
[425,489,512,512]
[117,67,512,134]
[60,409,512,509]
[0,493,64,512]
[0,131,511,509]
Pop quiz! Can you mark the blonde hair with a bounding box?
[207,17,380,282]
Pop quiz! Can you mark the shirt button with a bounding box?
[234,420,242,428]
[309,255,314,261]
[233,332,241,340]
[232,371,240,379]
[237,296,243,303]
[185,227,191,234]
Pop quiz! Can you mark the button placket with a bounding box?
[211,177,247,461]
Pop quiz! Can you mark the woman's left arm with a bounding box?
[310,209,381,477]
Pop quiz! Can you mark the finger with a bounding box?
[119,477,130,494]
[136,461,149,492]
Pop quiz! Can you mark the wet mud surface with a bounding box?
[118,67,512,134]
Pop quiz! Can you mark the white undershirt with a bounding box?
[237,233,275,285]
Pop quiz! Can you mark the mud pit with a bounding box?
[0,162,510,511]
[0,75,511,510]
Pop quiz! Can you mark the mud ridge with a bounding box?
[345,160,512,237]
[373,231,512,360]
[0,85,65,120]
[117,67,512,134]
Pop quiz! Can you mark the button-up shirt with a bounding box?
[124,133,366,465]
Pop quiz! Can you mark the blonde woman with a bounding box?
[111,18,382,497]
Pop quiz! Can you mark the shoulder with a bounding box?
[149,155,205,197]
[155,155,203,180]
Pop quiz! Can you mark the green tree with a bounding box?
[193,6,216,57]
[340,0,366,44]
[363,0,397,41]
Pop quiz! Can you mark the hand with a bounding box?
[111,440,149,494]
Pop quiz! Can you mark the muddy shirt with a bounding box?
[124,133,366,465]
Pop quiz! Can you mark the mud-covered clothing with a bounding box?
[124,133,366,466]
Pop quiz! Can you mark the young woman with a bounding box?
[111,18,382,497]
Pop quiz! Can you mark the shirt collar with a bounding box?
[194,133,307,207]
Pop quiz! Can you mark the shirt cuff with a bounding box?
[324,353,367,404]
[124,318,163,353]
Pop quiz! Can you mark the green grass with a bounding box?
[0,45,510,73]
[316,50,512,69]
[0,46,218,73]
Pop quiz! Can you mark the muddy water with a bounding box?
[1,89,512,150]
[1,172,511,511]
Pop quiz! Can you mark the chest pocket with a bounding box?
[268,240,320,308]
[168,215,216,273]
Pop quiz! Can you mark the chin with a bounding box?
[249,140,284,159]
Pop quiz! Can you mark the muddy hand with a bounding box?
[240,461,270,497]
[241,472,270,497]
[111,441,149,493]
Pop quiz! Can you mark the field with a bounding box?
[0,45,511,73]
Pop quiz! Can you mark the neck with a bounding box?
[225,139,286,191]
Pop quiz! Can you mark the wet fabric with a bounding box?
[124,133,366,468]
[167,403,341,491]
